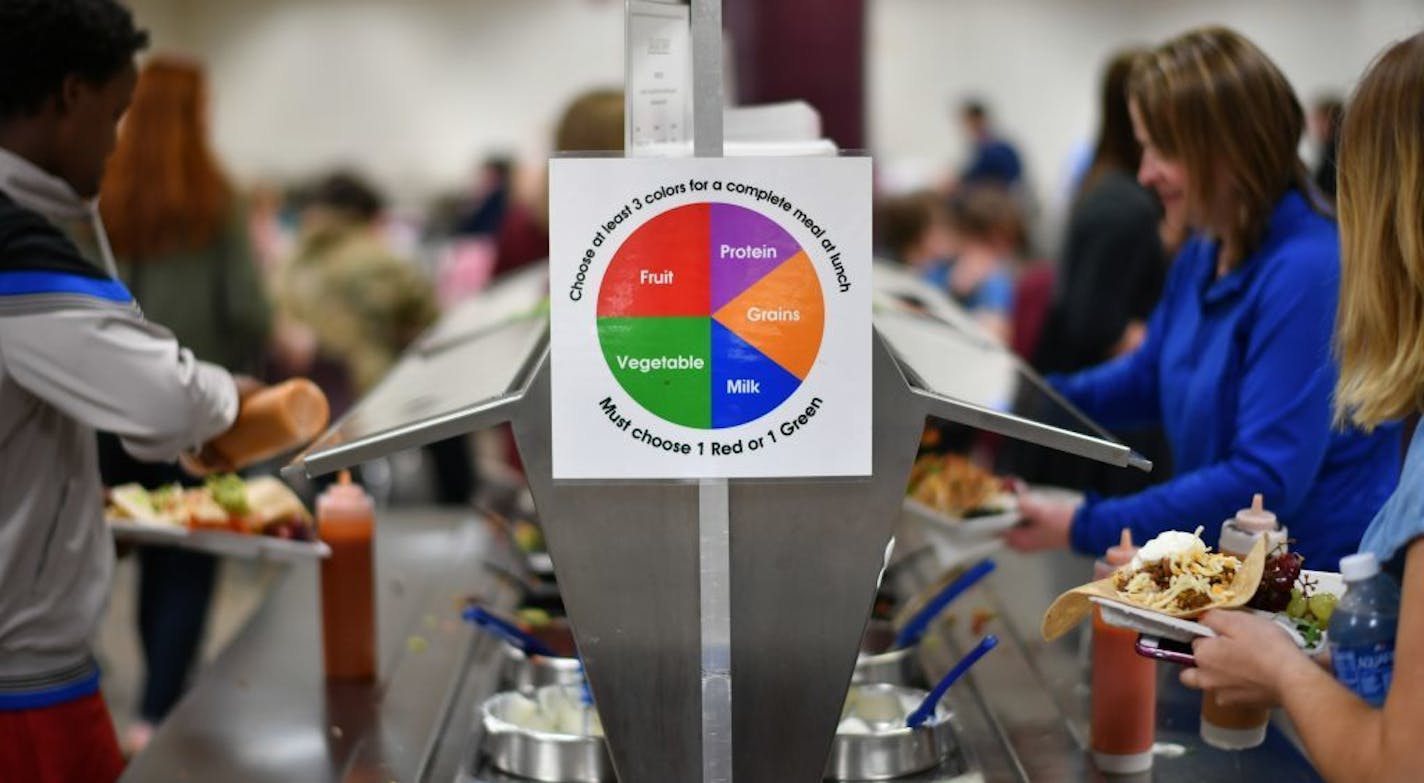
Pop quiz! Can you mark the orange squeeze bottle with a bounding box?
[318,471,377,680]
[208,378,330,469]
[1091,529,1157,774]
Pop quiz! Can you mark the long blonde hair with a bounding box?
[1333,33,1424,431]
[1128,27,1316,269]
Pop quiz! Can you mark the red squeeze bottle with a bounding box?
[1091,529,1156,774]
[318,471,377,680]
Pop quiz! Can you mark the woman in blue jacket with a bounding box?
[1007,26,1401,571]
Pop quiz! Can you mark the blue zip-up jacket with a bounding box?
[1053,190,1400,571]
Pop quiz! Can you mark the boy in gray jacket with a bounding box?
[0,2,243,780]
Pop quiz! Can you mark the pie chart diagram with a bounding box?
[597,202,825,429]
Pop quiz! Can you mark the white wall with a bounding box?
[124,0,1424,217]
[127,0,625,204]
[869,0,1424,248]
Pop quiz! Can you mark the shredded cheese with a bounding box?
[1113,531,1241,612]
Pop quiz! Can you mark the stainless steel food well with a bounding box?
[852,620,920,688]
[481,686,613,783]
[825,683,956,781]
[503,620,585,695]
[503,645,584,695]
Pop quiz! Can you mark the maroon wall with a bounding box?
[724,0,867,150]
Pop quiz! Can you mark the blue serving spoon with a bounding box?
[893,559,996,650]
[461,605,558,658]
[906,634,999,729]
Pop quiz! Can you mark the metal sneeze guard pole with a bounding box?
[689,1,733,780]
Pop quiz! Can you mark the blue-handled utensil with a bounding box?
[461,605,558,657]
[577,662,594,706]
[894,559,996,650]
[906,634,999,729]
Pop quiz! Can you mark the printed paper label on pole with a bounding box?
[626,0,691,151]
[551,157,871,479]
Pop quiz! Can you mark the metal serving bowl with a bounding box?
[502,618,586,694]
[852,619,921,688]
[481,686,614,783]
[824,683,956,781]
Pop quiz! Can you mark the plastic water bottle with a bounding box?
[1328,553,1400,707]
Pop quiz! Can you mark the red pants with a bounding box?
[0,693,125,783]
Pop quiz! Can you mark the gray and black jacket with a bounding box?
[0,149,236,709]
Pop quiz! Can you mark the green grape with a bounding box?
[205,474,250,515]
[1286,593,1308,619]
[1308,593,1338,623]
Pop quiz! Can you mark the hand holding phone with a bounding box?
[1135,634,1196,666]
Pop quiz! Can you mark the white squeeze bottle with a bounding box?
[1218,493,1288,560]
[1329,553,1400,707]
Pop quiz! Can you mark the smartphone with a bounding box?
[1135,634,1197,666]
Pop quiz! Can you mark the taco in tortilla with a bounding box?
[1039,532,1265,641]
[1111,528,1240,613]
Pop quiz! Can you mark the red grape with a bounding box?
[1248,545,1303,612]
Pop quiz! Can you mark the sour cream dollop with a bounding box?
[1129,530,1206,571]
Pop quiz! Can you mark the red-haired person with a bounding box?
[97,55,271,755]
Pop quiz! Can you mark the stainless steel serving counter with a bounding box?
[123,506,1326,783]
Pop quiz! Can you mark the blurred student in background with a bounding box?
[493,88,624,277]
[1308,94,1344,204]
[272,172,474,503]
[272,171,436,406]
[432,155,514,308]
[247,179,295,277]
[933,186,1020,344]
[955,99,1023,190]
[1037,49,1166,374]
[454,155,512,239]
[1006,49,1172,498]
[1007,27,1401,571]
[96,55,271,756]
[877,190,957,279]
[1021,49,1172,486]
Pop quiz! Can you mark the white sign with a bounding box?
[550,157,872,479]
[626,1,691,152]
